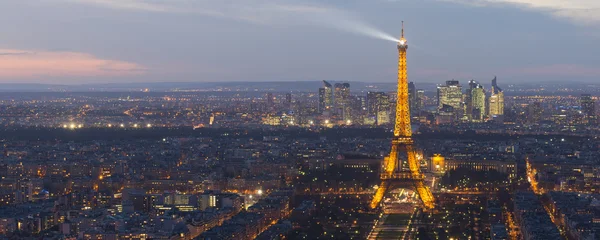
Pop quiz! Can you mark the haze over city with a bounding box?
[1,0,599,84]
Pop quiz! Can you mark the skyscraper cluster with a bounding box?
[436,77,505,123]
[367,92,391,125]
[317,81,403,126]
[318,81,352,123]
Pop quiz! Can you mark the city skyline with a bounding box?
[2,2,600,239]
[1,0,599,84]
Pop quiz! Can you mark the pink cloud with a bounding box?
[516,64,600,77]
[0,49,146,79]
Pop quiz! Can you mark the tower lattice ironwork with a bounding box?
[370,22,435,209]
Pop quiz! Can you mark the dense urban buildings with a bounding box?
[367,91,391,125]
[0,79,599,239]
[581,94,596,124]
[1,14,600,240]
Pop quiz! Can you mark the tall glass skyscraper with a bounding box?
[489,76,504,117]
[437,80,463,118]
[318,80,333,114]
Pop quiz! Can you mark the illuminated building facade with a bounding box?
[430,154,445,175]
[445,158,516,179]
[415,89,425,114]
[465,80,477,119]
[377,111,390,125]
[489,76,505,117]
[318,80,333,113]
[367,91,391,125]
[471,84,486,121]
[437,80,463,110]
[334,83,351,121]
[371,22,435,209]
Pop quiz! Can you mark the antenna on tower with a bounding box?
[401,21,404,38]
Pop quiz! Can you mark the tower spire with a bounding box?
[401,21,404,38]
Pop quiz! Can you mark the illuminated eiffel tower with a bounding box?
[370,22,435,209]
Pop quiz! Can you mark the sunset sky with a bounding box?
[0,0,599,84]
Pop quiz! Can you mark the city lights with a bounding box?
[0,14,596,240]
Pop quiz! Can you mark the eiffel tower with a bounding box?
[370,22,435,209]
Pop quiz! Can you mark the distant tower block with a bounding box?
[371,22,435,209]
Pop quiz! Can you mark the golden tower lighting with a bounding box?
[370,22,435,209]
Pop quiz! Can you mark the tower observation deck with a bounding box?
[370,22,435,209]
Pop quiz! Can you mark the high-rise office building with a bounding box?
[353,96,368,122]
[318,88,326,113]
[437,80,463,118]
[471,84,486,121]
[489,76,505,117]
[355,96,367,111]
[465,80,478,120]
[408,82,416,113]
[334,83,351,121]
[318,80,333,113]
[367,92,390,125]
[415,89,424,114]
[581,94,596,123]
[367,92,383,116]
